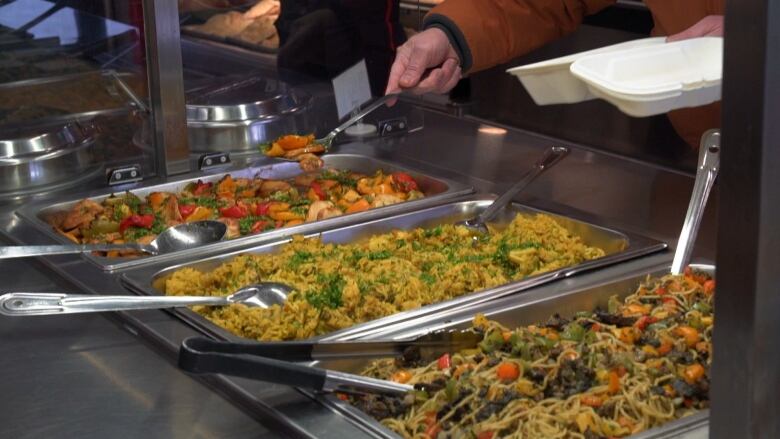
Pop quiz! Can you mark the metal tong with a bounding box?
[179,330,481,396]
[671,129,720,274]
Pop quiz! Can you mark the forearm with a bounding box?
[425,0,616,73]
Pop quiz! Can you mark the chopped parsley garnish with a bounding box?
[178,197,222,209]
[368,250,392,260]
[419,273,436,285]
[291,206,309,216]
[395,239,406,249]
[320,169,357,188]
[270,191,293,202]
[305,273,345,309]
[288,250,314,269]
[238,215,273,235]
[423,225,443,238]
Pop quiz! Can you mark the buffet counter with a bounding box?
[0,106,715,438]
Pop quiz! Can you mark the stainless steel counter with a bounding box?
[0,106,715,438]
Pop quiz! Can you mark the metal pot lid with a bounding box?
[185,78,311,122]
[0,122,94,159]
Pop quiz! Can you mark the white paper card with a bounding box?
[332,59,372,119]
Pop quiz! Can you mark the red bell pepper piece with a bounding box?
[310,181,327,200]
[392,172,419,192]
[192,181,212,196]
[255,202,271,216]
[634,315,657,331]
[219,205,248,219]
[437,353,451,370]
[178,204,196,219]
[251,220,269,234]
[119,214,155,233]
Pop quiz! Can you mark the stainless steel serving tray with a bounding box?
[119,197,666,344]
[15,154,473,271]
[310,263,714,439]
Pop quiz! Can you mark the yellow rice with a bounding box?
[164,214,605,341]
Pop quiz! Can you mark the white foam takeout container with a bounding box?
[507,37,723,117]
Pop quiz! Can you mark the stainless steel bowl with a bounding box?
[185,78,313,153]
[0,122,98,191]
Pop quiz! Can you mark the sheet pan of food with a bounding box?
[310,263,714,439]
[120,197,666,343]
[15,154,473,271]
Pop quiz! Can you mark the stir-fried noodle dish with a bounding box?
[352,268,714,439]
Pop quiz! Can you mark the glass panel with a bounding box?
[176,0,423,162]
[0,0,155,199]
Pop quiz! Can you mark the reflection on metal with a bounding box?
[477,125,508,136]
[142,0,190,176]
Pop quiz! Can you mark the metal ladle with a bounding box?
[0,220,227,259]
[0,283,293,316]
[458,145,570,235]
[670,129,720,274]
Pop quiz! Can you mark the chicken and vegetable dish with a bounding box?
[351,268,714,439]
[46,168,424,257]
[164,214,605,341]
[260,134,327,171]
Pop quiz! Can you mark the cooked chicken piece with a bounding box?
[298,154,324,172]
[306,201,342,222]
[46,210,69,230]
[218,218,240,239]
[370,194,404,208]
[62,199,104,230]
[283,144,326,158]
[237,15,277,44]
[293,173,318,187]
[259,180,291,197]
[161,195,182,223]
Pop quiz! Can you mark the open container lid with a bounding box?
[506,37,665,105]
[185,77,312,122]
[507,37,723,117]
[0,122,94,159]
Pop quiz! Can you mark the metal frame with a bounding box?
[142,0,190,176]
[711,1,780,438]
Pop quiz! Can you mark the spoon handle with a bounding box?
[0,243,156,259]
[0,292,228,316]
[320,93,401,146]
[671,130,720,275]
[476,146,569,224]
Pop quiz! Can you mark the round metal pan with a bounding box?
[0,122,98,191]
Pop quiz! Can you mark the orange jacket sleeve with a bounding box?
[425,0,616,73]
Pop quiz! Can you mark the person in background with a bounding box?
[276,0,406,96]
[385,0,724,148]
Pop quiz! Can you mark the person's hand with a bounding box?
[385,28,462,104]
[667,15,724,42]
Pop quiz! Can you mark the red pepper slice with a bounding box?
[255,202,271,216]
[192,181,213,196]
[437,353,451,370]
[310,181,327,200]
[634,315,657,331]
[391,172,419,192]
[655,287,668,296]
[250,220,269,234]
[119,214,155,233]
[219,205,248,219]
[477,431,495,439]
[178,204,196,219]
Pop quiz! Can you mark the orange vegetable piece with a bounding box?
[270,211,302,221]
[185,206,213,222]
[265,142,285,157]
[148,192,168,209]
[345,198,370,214]
[284,219,304,227]
[276,134,314,150]
[608,370,621,394]
[502,331,513,342]
[658,339,674,355]
[390,370,412,384]
[580,394,603,407]
[496,362,520,382]
[703,279,716,295]
[674,326,701,348]
[683,363,706,384]
[217,175,237,197]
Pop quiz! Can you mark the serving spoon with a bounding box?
[270,93,401,162]
[0,220,227,260]
[0,282,293,316]
[458,145,570,235]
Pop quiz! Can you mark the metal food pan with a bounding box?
[309,263,714,439]
[15,153,473,271]
[119,197,667,343]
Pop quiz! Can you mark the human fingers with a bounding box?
[385,45,411,106]
[667,15,724,42]
[413,57,460,94]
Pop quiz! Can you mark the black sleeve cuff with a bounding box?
[423,13,474,73]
